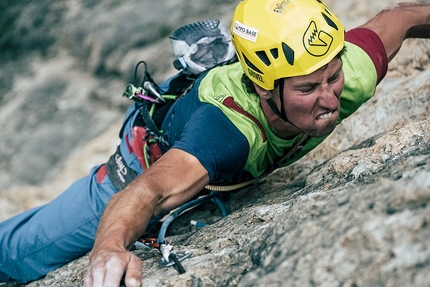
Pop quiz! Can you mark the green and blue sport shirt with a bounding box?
[161,28,388,186]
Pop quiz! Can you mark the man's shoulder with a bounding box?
[338,41,379,120]
[345,28,388,83]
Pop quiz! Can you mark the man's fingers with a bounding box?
[83,251,128,287]
[103,256,128,287]
[124,255,143,287]
[83,271,94,287]
[83,250,142,287]
[84,263,106,287]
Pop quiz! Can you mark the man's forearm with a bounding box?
[360,3,430,61]
[91,179,160,255]
[84,148,210,286]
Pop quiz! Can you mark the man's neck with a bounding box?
[260,99,302,140]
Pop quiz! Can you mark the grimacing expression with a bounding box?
[282,57,345,137]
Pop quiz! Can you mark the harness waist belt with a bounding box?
[106,146,138,191]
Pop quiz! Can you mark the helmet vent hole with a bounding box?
[270,48,279,59]
[256,51,271,67]
[322,12,338,30]
[281,42,294,66]
[243,53,264,74]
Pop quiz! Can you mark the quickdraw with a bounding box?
[134,238,190,274]
[133,191,230,274]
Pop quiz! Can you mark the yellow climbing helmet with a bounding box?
[231,0,345,90]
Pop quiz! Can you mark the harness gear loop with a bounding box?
[205,133,309,192]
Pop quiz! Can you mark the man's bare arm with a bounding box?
[83,148,210,287]
[359,2,430,62]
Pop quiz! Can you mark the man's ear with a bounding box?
[253,83,273,100]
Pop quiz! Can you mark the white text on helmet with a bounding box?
[233,20,258,43]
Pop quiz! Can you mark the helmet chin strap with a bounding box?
[266,78,305,133]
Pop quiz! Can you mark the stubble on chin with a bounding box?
[304,121,337,138]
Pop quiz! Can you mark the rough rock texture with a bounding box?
[15,120,430,287]
[1,0,430,286]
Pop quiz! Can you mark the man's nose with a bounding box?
[318,85,339,109]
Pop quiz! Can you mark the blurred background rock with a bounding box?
[1,1,430,286]
[0,0,238,219]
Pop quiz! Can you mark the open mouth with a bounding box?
[316,111,333,120]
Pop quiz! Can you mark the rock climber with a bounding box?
[1,0,430,286]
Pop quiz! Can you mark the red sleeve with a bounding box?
[345,28,388,84]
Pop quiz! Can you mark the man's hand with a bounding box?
[84,247,142,287]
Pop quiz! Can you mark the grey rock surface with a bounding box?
[17,120,430,287]
[1,0,430,286]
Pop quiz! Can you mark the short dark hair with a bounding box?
[241,45,347,94]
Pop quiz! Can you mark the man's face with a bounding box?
[281,57,344,137]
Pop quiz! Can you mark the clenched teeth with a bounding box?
[317,112,333,120]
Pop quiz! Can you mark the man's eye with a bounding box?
[300,85,316,93]
[328,73,340,83]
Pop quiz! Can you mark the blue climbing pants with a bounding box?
[0,164,116,283]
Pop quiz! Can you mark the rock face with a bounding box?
[1,0,430,287]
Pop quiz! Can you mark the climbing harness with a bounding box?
[110,19,237,273]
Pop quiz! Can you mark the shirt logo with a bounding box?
[214,94,227,102]
[303,21,333,57]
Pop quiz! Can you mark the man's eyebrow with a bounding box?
[329,65,343,79]
[294,63,343,88]
[293,81,319,89]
